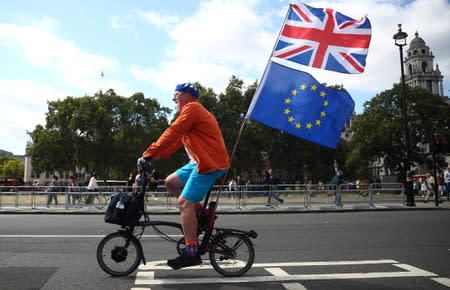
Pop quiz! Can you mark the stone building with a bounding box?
[404,31,444,97]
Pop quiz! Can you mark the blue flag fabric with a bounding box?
[246,60,354,148]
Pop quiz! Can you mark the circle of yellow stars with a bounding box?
[283,83,328,130]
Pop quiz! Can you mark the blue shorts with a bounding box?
[175,163,225,203]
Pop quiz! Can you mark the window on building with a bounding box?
[421,62,428,72]
[426,80,432,92]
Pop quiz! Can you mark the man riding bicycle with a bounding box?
[139,82,229,270]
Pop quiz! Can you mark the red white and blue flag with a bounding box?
[273,3,372,74]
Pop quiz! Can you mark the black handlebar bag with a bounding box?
[104,192,144,227]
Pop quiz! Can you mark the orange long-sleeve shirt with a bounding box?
[143,101,230,173]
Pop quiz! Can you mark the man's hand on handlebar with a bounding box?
[137,156,152,172]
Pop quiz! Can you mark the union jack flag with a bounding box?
[273,3,372,74]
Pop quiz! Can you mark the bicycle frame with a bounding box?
[118,169,257,265]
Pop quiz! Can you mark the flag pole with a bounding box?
[214,5,291,203]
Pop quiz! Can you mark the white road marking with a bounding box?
[134,259,439,285]
[282,283,308,290]
[0,234,182,238]
[431,277,450,287]
[139,259,246,270]
[265,267,290,276]
[266,268,308,290]
[136,271,154,280]
[393,263,438,276]
[254,259,400,267]
[138,259,399,270]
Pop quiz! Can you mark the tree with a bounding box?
[348,84,450,181]
[0,158,24,179]
[214,76,247,150]
[28,90,171,181]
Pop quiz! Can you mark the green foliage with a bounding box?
[28,89,171,180]
[0,157,24,179]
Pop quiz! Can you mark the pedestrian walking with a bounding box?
[68,175,80,205]
[424,173,436,202]
[264,168,284,206]
[86,172,99,204]
[332,160,344,208]
[46,175,59,207]
[332,170,344,207]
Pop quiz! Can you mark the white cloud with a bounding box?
[33,16,58,29]
[109,15,140,37]
[110,15,125,29]
[135,10,180,29]
[0,80,67,153]
[133,0,275,95]
[132,60,235,103]
[168,0,272,67]
[0,23,122,93]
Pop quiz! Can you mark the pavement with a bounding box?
[1,198,449,215]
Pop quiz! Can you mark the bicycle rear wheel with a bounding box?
[97,231,142,276]
[209,232,255,277]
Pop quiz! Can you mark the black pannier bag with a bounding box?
[104,192,144,226]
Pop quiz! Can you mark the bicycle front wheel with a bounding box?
[97,231,142,276]
[209,232,255,277]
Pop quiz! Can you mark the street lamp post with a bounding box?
[393,24,411,172]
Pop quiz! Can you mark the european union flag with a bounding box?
[246,60,354,148]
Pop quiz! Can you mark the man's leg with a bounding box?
[178,196,198,249]
[166,177,202,269]
[335,187,342,207]
[165,172,183,198]
[166,172,200,250]
[167,166,224,270]
[166,171,204,214]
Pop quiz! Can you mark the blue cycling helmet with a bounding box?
[175,83,199,98]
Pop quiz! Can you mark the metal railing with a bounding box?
[0,183,405,210]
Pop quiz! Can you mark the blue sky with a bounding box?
[1,0,449,155]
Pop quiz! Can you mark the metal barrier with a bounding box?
[302,183,371,208]
[369,183,404,206]
[0,182,406,210]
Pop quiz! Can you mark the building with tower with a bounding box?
[404,31,444,97]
